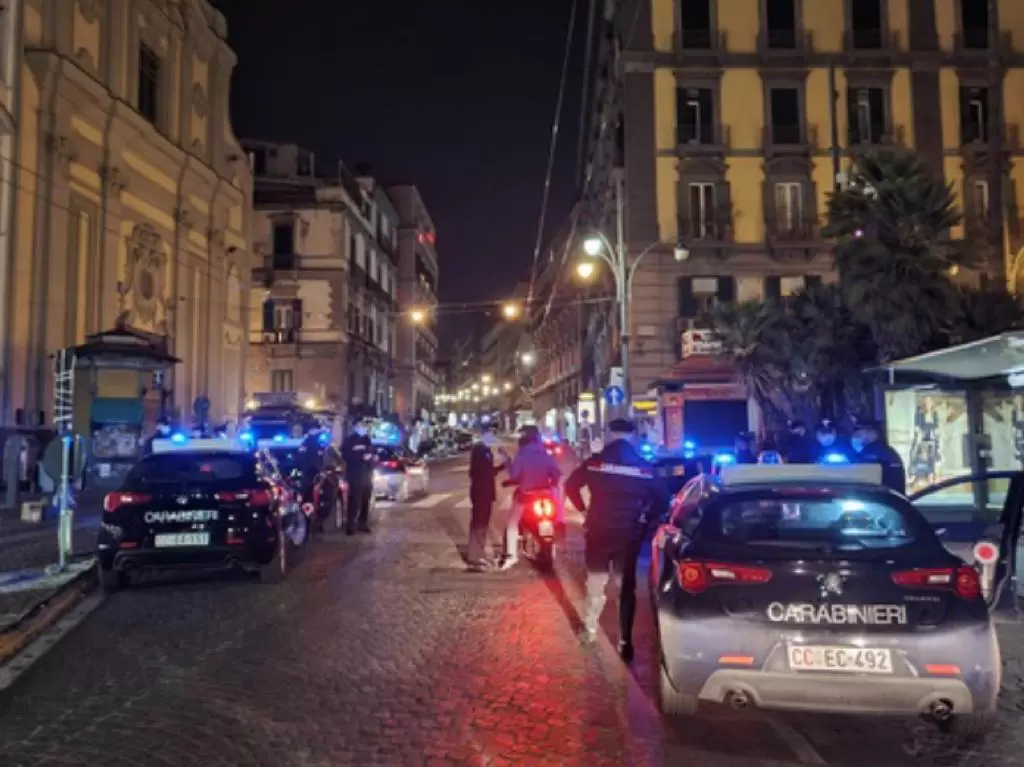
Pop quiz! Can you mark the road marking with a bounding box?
[453,497,471,510]
[411,492,452,509]
[767,716,826,765]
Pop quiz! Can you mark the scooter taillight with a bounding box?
[531,498,555,518]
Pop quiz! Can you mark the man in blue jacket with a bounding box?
[499,425,561,570]
[565,418,670,661]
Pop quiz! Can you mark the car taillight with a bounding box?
[103,491,151,513]
[214,489,273,506]
[553,446,562,456]
[531,498,555,518]
[676,561,772,594]
[384,460,400,469]
[892,566,981,600]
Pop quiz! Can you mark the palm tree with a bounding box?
[947,285,1024,346]
[708,300,793,428]
[825,149,977,362]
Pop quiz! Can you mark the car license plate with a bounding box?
[787,644,892,674]
[154,532,210,548]
[538,520,554,537]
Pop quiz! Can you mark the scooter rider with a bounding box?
[499,425,561,570]
[564,418,670,662]
[341,418,375,535]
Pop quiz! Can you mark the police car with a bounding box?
[96,433,309,590]
[252,433,348,532]
[650,463,1000,740]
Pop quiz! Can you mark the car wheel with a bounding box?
[659,657,699,717]
[942,711,998,741]
[98,566,126,592]
[260,525,288,584]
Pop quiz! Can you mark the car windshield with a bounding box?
[709,494,922,552]
[127,453,254,485]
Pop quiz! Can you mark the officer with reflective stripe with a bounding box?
[565,418,671,661]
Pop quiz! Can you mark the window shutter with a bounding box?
[262,299,274,331]
[292,298,303,329]
[678,277,697,316]
[765,276,782,300]
[715,182,731,237]
[716,276,735,303]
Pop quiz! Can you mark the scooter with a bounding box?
[518,489,558,572]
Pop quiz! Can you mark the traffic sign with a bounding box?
[605,386,625,406]
[973,540,999,566]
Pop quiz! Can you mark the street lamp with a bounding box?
[407,308,427,420]
[503,382,512,392]
[519,351,535,366]
[481,373,492,384]
[502,302,521,320]
[578,215,689,408]
[409,308,427,325]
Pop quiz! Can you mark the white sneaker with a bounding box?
[499,556,519,571]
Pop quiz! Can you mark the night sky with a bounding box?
[211,0,586,338]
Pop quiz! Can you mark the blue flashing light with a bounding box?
[239,431,254,443]
[713,452,736,465]
[170,432,188,444]
[822,452,849,464]
[318,432,330,446]
[683,450,696,459]
[272,434,286,443]
[683,440,696,451]
[759,450,783,465]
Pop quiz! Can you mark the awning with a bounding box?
[649,355,739,390]
[866,331,1024,385]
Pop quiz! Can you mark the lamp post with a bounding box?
[579,179,689,409]
[408,308,426,421]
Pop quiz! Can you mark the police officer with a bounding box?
[851,419,906,494]
[734,431,757,464]
[782,420,815,463]
[341,418,375,535]
[813,419,849,462]
[564,418,670,662]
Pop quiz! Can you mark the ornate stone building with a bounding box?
[5,0,251,425]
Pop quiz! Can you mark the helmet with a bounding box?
[519,425,541,445]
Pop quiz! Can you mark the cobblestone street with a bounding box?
[0,456,1023,766]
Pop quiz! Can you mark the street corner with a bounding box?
[0,558,100,690]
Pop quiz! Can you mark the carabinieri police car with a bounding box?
[96,433,309,589]
[650,463,1000,741]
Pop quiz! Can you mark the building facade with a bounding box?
[6,0,252,426]
[388,185,439,423]
[245,142,400,416]
[583,0,1024,398]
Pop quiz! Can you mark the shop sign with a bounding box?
[681,329,722,357]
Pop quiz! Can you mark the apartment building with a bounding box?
[245,142,399,415]
[581,0,1024,396]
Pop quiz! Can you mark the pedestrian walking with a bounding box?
[466,425,507,571]
[564,418,670,661]
[851,419,907,494]
[341,418,375,535]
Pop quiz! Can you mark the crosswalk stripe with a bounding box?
[411,492,451,509]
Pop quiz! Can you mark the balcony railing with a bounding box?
[757,27,814,55]
[676,124,731,153]
[249,328,347,346]
[766,216,819,243]
[678,210,733,243]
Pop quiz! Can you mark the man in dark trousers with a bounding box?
[852,419,907,494]
[341,419,375,534]
[466,425,506,571]
[564,418,670,662]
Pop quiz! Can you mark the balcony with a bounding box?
[766,216,819,244]
[757,28,815,60]
[761,124,816,157]
[953,28,1014,59]
[681,327,722,358]
[256,253,348,286]
[961,123,1021,153]
[678,209,733,245]
[673,28,729,63]
[842,29,901,61]
[249,327,346,352]
[676,124,731,155]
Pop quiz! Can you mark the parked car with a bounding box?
[372,445,430,501]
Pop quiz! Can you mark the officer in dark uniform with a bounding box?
[340,419,375,534]
[734,431,757,464]
[813,419,851,462]
[851,419,906,494]
[782,420,816,463]
[564,418,671,662]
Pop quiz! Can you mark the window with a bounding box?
[272,222,294,269]
[971,180,989,219]
[369,249,378,284]
[769,88,801,144]
[678,276,733,316]
[368,305,377,345]
[707,495,927,553]
[780,276,805,296]
[270,369,294,392]
[296,152,313,177]
[848,87,887,144]
[355,233,366,269]
[850,0,883,49]
[765,0,797,49]
[250,150,266,176]
[961,0,988,49]
[676,88,715,145]
[960,87,988,144]
[127,454,255,486]
[137,43,162,125]
[680,0,712,48]
[774,182,803,231]
[688,182,717,239]
[348,232,357,265]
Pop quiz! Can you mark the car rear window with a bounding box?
[375,447,399,460]
[709,495,923,551]
[127,453,255,485]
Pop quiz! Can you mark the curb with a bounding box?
[0,561,98,669]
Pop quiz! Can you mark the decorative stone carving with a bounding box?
[47,133,78,172]
[75,47,96,73]
[77,0,101,23]
[121,223,168,329]
[102,164,129,195]
[192,83,207,118]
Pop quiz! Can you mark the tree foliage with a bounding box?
[708,148,1024,428]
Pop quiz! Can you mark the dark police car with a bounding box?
[96,435,308,590]
[650,463,1000,740]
